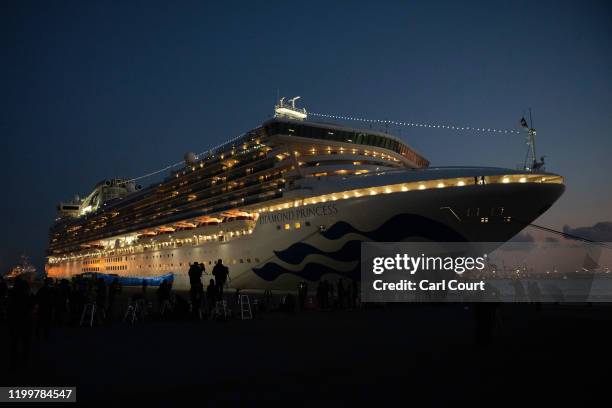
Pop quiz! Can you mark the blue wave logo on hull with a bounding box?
[253,262,360,282]
[320,213,466,241]
[273,240,362,265]
[254,213,466,282]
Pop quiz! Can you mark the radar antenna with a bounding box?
[288,96,301,108]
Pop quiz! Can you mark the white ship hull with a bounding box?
[46,167,564,291]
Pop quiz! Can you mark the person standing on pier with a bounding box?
[188,262,204,318]
[108,278,120,320]
[35,278,55,340]
[212,259,229,301]
[141,279,148,300]
[206,279,216,315]
[7,278,34,371]
[188,262,203,287]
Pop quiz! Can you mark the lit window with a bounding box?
[284,224,291,230]
[295,222,301,229]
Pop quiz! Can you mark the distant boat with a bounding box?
[5,255,38,283]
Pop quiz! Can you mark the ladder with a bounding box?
[80,303,96,327]
[240,294,252,320]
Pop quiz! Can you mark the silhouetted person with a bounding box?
[206,279,216,315]
[54,279,71,325]
[95,278,107,319]
[0,276,8,320]
[512,280,526,302]
[36,278,55,340]
[350,279,359,309]
[297,281,307,310]
[157,280,170,302]
[282,293,296,313]
[7,278,33,371]
[157,279,172,315]
[108,278,120,320]
[316,281,324,310]
[212,259,229,301]
[323,280,330,309]
[141,279,148,300]
[188,261,203,287]
[190,282,204,318]
[337,279,345,309]
[528,280,542,312]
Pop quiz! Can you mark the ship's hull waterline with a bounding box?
[46,169,565,291]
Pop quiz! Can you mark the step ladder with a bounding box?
[240,294,252,320]
[80,303,96,327]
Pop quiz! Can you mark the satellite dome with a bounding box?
[184,152,197,165]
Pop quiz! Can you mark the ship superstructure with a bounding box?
[46,99,565,290]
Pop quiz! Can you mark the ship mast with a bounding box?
[522,109,545,172]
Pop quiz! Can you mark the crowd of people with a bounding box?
[315,278,360,310]
[178,259,230,319]
[0,259,364,371]
[0,273,131,370]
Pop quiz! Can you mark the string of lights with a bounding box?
[129,161,184,182]
[126,133,249,183]
[309,112,523,135]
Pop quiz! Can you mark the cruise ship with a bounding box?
[46,98,565,290]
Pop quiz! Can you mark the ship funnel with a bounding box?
[274,96,307,120]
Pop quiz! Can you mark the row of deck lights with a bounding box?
[254,174,550,214]
[49,174,557,264]
[48,227,256,264]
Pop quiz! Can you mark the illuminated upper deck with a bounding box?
[48,114,428,255]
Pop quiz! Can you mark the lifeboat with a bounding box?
[195,216,222,227]
[174,222,197,231]
[157,226,175,235]
[221,211,256,223]
[137,231,158,239]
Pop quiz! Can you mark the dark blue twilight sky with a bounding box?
[1,1,611,271]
